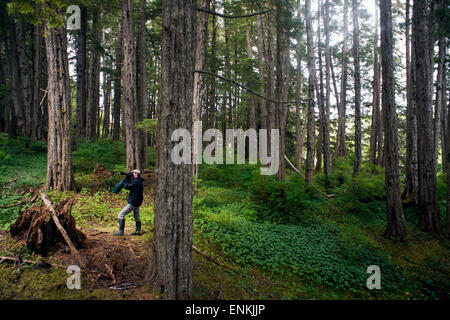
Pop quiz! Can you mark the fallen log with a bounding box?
[192,245,233,271]
[0,256,52,268]
[39,192,85,268]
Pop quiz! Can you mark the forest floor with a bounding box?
[0,134,449,300]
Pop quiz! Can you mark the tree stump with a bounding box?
[10,199,89,257]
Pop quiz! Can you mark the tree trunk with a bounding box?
[9,20,25,135]
[295,0,304,171]
[44,23,74,192]
[315,0,325,174]
[266,4,276,145]
[403,0,419,203]
[15,20,33,137]
[245,17,256,131]
[208,1,217,130]
[122,0,141,170]
[352,0,361,176]
[413,0,441,234]
[112,21,122,141]
[138,0,148,169]
[336,0,349,158]
[146,0,196,300]
[86,8,101,140]
[32,24,43,140]
[275,2,290,181]
[102,73,111,138]
[380,0,406,240]
[256,14,267,132]
[445,94,450,239]
[193,0,210,182]
[76,6,87,140]
[323,0,331,187]
[435,0,446,173]
[305,0,316,183]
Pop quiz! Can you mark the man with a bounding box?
[113,169,144,236]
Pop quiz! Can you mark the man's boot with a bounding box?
[113,219,125,236]
[131,221,141,236]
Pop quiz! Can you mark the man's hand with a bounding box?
[125,172,133,181]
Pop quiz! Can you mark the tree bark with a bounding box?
[138,0,148,169]
[112,21,122,141]
[256,14,267,132]
[336,0,349,158]
[295,0,304,171]
[435,0,446,173]
[193,0,210,182]
[403,0,419,203]
[322,0,331,187]
[32,23,43,140]
[146,0,196,300]
[315,0,325,173]
[9,20,25,136]
[245,17,256,131]
[44,23,74,192]
[86,8,101,140]
[380,0,406,240]
[102,73,111,138]
[352,0,361,176]
[275,1,290,181]
[15,20,33,138]
[413,0,441,234]
[122,0,141,170]
[305,0,316,183]
[76,6,87,140]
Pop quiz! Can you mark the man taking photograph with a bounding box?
[113,169,144,236]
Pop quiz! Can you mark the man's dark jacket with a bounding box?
[123,175,144,207]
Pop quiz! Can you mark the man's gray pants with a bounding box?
[118,204,141,222]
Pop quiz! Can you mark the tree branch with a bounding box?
[194,70,304,104]
[196,8,272,19]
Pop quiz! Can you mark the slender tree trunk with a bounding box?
[380,0,406,240]
[224,17,233,129]
[15,20,33,137]
[208,1,217,130]
[266,4,276,144]
[445,94,450,239]
[76,6,87,140]
[256,14,267,132]
[86,8,101,140]
[122,0,141,170]
[403,0,419,203]
[44,22,74,192]
[352,0,361,176]
[336,0,349,158]
[315,0,325,173]
[305,0,316,183]
[9,20,25,135]
[275,1,290,181]
[414,0,441,234]
[146,0,196,300]
[112,21,122,141]
[138,0,148,168]
[32,24,42,140]
[102,74,111,138]
[369,0,379,165]
[435,0,446,173]
[245,17,256,131]
[295,0,304,171]
[323,0,331,186]
[193,0,210,182]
